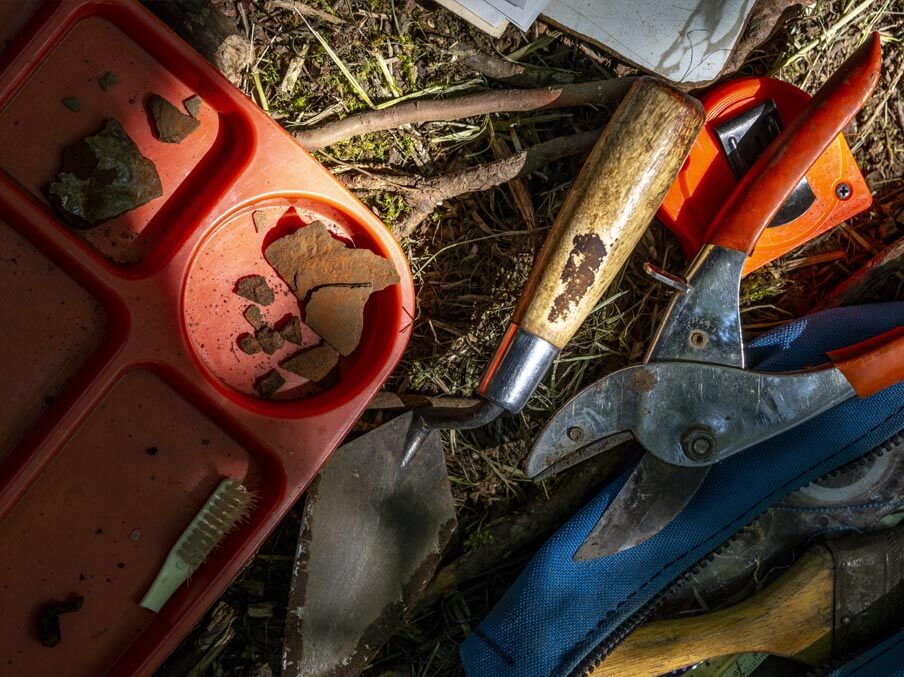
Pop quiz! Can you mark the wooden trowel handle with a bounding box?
[592,547,835,676]
[513,77,704,350]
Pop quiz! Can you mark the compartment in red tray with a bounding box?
[0,218,107,459]
[0,9,253,265]
[0,1,415,674]
[0,368,277,676]
[183,195,405,412]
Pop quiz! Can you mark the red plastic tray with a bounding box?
[0,1,414,674]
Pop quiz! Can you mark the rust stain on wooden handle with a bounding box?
[514,77,705,349]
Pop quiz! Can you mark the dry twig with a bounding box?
[295,78,634,150]
[343,129,601,237]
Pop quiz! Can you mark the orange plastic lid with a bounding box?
[658,77,871,274]
[0,1,414,674]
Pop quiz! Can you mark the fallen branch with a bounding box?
[342,129,601,237]
[295,78,634,150]
[142,0,252,87]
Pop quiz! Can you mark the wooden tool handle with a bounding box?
[829,325,904,397]
[513,77,704,350]
[592,547,835,677]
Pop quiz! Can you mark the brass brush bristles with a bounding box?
[177,479,253,570]
[141,478,254,612]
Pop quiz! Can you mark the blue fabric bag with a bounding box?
[461,302,904,676]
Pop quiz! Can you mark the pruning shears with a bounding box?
[524,34,904,561]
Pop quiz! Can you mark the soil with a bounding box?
[238,335,262,355]
[38,595,85,648]
[184,94,203,119]
[253,369,285,398]
[280,344,339,382]
[255,326,284,355]
[45,119,163,229]
[234,275,275,305]
[98,72,117,91]
[243,304,264,330]
[148,93,201,143]
[305,284,372,356]
[277,315,303,345]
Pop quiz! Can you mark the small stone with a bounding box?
[253,370,285,398]
[238,335,261,355]
[183,94,202,119]
[98,72,118,91]
[278,316,303,345]
[45,119,163,229]
[255,326,284,355]
[130,529,142,541]
[280,344,339,382]
[148,93,200,143]
[61,96,80,112]
[234,275,274,305]
[243,304,264,330]
[38,596,84,648]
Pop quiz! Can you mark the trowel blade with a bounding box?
[282,412,456,676]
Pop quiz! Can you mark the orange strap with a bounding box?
[829,325,904,398]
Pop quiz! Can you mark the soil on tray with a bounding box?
[280,344,339,382]
[148,93,201,143]
[45,119,163,229]
[234,275,275,305]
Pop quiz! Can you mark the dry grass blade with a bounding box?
[300,15,375,109]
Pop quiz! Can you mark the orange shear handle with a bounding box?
[828,325,904,398]
[705,33,882,254]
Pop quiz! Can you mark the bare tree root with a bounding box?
[343,129,601,237]
[295,78,634,150]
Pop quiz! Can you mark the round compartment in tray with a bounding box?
[182,195,404,415]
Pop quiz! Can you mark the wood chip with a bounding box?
[280,345,339,382]
[305,285,372,356]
